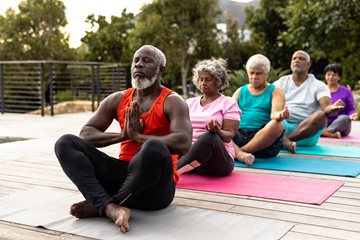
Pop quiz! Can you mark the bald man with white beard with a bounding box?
[54,45,192,233]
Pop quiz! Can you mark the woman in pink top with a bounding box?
[177,58,241,176]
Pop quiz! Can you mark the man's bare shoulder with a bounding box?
[164,92,188,113]
[102,90,126,104]
[167,91,185,100]
[97,90,128,115]
[165,92,187,105]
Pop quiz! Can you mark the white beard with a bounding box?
[131,69,160,90]
[131,76,157,90]
[291,66,305,74]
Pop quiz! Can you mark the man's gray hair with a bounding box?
[192,58,229,91]
[294,50,311,63]
[137,45,166,67]
[246,54,271,73]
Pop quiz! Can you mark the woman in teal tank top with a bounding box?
[231,54,289,165]
[238,84,275,130]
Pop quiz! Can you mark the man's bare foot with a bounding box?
[70,200,99,218]
[282,139,296,153]
[105,203,131,233]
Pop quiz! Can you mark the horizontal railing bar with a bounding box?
[3,95,41,100]
[0,60,128,66]
[3,104,41,109]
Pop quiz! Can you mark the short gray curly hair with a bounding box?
[192,58,229,91]
[246,54,271,73]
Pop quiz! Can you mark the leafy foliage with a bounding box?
[245,0,294,71]
[224,69,248,97]
[0,0,74,60]
[1,0,359,93]
[131,0,222,96]
[80,9,135,63]
[280,0,360,89]
[221,12,257,71]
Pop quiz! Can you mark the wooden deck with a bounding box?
[1,112,360,240]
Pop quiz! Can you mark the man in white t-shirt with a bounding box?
[273,50,343,152]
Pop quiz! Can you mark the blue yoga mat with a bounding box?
[235,156,360,177]
[280,145,360,158]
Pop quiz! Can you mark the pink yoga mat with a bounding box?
[177,172,343,205]
[320,135,360,143]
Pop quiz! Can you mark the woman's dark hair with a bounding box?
[324,63,342,77]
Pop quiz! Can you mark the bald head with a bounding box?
[130,45,167,90]
[135,45,166,68]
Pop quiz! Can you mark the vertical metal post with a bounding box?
[91,64,95,112]
[96,64,100,108]
[40,63,45,116]
[111,66,115,92]
[0,64,4,114]
[49,63,54,116]
[70,67,74,97]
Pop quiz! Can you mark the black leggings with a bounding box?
[54,134,175,216]
[177,132,234,177]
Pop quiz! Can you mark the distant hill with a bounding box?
[218,0,259,26]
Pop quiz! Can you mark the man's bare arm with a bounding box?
[319,96,344,116]
[80,92,128,147]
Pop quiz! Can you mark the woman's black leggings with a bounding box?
[177,132,234,177]
[54,134,175,216]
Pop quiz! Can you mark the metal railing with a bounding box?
[0,61,129,116]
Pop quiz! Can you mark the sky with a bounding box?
[0,0,251,48]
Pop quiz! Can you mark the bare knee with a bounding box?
[266,120,284,135]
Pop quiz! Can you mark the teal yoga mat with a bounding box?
[235,156,360,177]
[280,145,360,158]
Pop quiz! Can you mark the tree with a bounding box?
[221,12,256,71]
[0,0,74,60]
[131,0,222,97]
[281,0,360,89]
[80,9,135,63]
[245,0,293,71]
[221,12,243,70]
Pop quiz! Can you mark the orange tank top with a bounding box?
[117,87,179,183]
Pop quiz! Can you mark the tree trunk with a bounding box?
[181,55,189,98]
